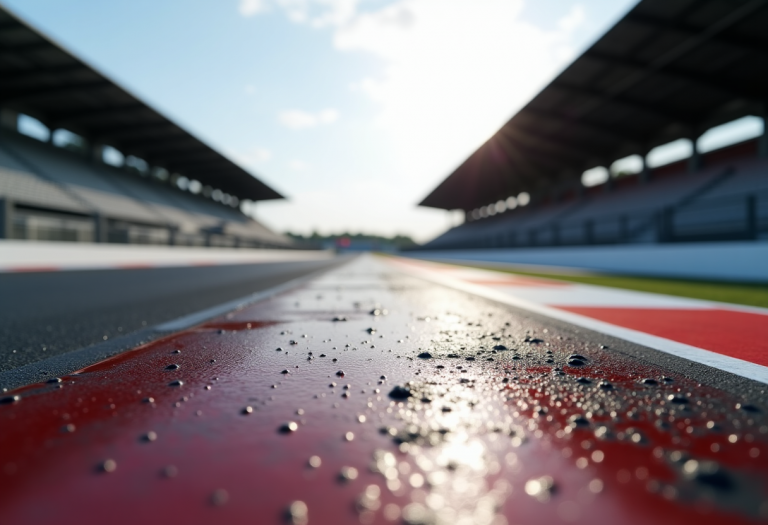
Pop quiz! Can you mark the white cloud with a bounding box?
[559,4,585,32]
[239,0,358,26]
[278,108,339,129]
[288,159,309,170]
[239,0,269,17]
[330,0,586,202]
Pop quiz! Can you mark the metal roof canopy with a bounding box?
[419,0,768,211]
[0,6,283,202]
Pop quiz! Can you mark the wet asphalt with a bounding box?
[0,257,347,373]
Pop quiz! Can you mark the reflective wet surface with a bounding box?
[1,256,766,524]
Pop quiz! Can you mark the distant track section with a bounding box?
[0,241,332,272]
[0,256,345,373]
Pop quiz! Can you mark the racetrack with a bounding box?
[0,257,348,373]
[1,254,767,524]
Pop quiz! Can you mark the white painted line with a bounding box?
[392,258,768,385]
[400,256,768,316]
[154,276,307,332]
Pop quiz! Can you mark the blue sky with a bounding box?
[4,0,640,241]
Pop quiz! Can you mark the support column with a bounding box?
[688,136,701,173]
[168,226,178,246]
[0,198,14,239]
[94,214,108,243]
[639,153,651,184]
[89,143,104,164]
[604,174,614,192]
[0,108,18,131]
[758,113,768,159]
[584,219,594,245]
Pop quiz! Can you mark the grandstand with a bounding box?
[418,0,767,253]
[0,5,291,249]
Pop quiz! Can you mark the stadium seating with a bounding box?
[423,143,767,250]
[0,130,290,247]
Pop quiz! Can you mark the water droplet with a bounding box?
[599,381,612,389]
[736,403,760,413]
[100,459,117,473]
[308,456,322,468]
[641,378,658,385]
[285,500,308,525]
[47,377,62,383]
[336,370,345,377]
[165,364,180,370]
[142,397,155,403]
[682,459,732,490]
[366,328,376,334]
[339,466,358,483]
[1,395,21,404]
[279,421,299,433]
[168,380,184,387]
[667,394,688,404]
[210,489,229,506]
[143,431,158,442]
[242,406,253,415]
[61,423,76,433]
[588,479,604,493]
[493,345,508,351]
[568,359,585,367]
[276,347,284,352]
[281,369,290,375]
[345,432,355,441]
[525,475,555,501]
[417,352,432,359]
[569,415,590,427]
[163,465,178,478]
[388,385,412,400]
[576,377,591,384]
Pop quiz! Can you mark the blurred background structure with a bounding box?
[417,0,767,256]
[0,5,292,249]
[0,0,765,271]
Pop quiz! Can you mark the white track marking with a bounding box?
[391,258,768,385]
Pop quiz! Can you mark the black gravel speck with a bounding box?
[388,385,412,400]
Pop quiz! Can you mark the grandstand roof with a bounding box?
[0,5,283,202]
[419,0,768,211]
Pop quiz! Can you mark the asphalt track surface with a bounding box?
[1,255,767,524]
[0,257,348,374]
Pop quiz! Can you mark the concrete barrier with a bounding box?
[409,241,768,282]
